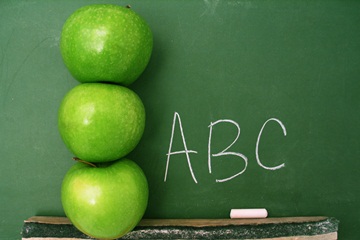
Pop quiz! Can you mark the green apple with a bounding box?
[60,4,153,85]
[58,83,145,162]
[62,158,148,239]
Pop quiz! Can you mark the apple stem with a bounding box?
[72,157,97,168]
[126,4,131,8]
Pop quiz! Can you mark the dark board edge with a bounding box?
[22,216,339,239]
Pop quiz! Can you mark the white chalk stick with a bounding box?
[230,208,268,219]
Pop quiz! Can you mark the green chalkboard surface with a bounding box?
[1,0,359,239]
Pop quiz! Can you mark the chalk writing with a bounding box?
[164,112,198,183]
[208,119,248,183]
[256,118,287,170]
[164,112,287,183]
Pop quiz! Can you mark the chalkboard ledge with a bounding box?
[22,216,339,239]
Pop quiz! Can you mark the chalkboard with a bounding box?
[1,0,359,239]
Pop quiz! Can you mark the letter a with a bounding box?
[164,112,198,183]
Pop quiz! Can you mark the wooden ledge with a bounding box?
[22,216,339,239]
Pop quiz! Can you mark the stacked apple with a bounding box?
[57,4,152,239]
